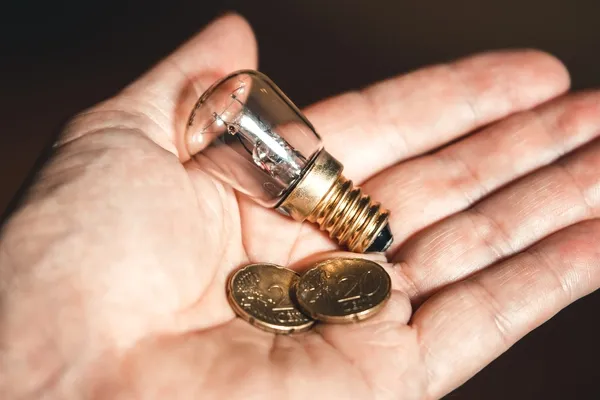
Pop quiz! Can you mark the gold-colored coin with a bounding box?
[227,263,315,334]
[295,258,391,323]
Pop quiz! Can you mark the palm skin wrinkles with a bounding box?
[1,14,599,400]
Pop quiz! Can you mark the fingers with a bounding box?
[389,92,600,301]
[254,50,570,264]
[62,14,257,159]
[305,50,569,182]
[371,91,600,256]
[412,219,600,399]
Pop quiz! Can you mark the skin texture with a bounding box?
[1,14,599,400]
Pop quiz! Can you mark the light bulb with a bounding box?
[186,70,393,253]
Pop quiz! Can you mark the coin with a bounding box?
[227,263,315,334]
[294,258,392,323]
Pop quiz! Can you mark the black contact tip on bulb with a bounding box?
[366,223,394,253]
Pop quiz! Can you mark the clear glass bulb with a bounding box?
[187,70,393,253]
[187,70,322,207]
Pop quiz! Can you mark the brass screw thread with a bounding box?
[307,175,390,253]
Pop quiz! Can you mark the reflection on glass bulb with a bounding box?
[187,70,321,207]
[187,70,393,253]
[232,113,304,187]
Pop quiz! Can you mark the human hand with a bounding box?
[1,14,598,400]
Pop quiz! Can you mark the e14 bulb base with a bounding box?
[278,151,393,253]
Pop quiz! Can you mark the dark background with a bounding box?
[1,0,599,398]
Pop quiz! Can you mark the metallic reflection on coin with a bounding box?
[227,263,315,334]
[295,258,391,323]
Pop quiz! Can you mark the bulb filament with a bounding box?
[211,93,307,188]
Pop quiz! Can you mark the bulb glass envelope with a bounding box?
[187,70,323,207]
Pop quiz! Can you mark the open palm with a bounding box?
[2,15,599,400]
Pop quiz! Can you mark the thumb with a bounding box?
[59,13,258,160]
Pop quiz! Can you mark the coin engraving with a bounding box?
[227,263,314,334]
[296,258,391,323]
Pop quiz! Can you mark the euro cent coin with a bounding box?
[227,263,315,334]
[295,258,392,323]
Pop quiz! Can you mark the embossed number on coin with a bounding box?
[295,258,391,323]
[227,263,314,334]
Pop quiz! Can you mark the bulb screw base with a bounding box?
[308,174,392,253]
[277,150,393,253]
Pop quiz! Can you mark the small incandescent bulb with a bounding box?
[186,70,393,253]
